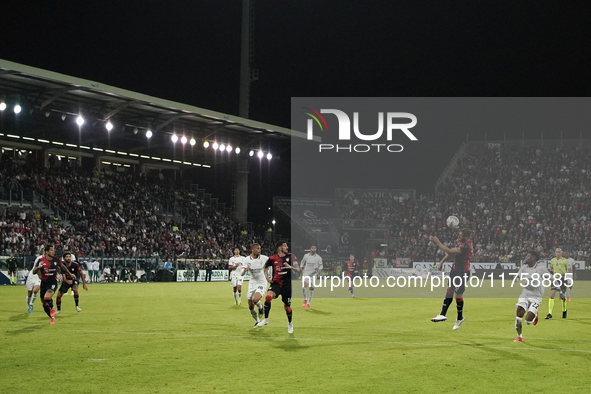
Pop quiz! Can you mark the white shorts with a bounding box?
[301,274,318,286]
[516,297,542,316]
[26,277,41,291]
[230,273,244,287]
[247,282,267,300]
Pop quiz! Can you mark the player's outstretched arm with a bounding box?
[429,236,461,255]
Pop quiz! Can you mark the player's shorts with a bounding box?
[448,270,470,294]
[40,278,58,298]
[59,280,79,294]
[268,282,292,306]
[516,296,542,317]
[301,273,318,286]
[247,281,267,300]
[25,276,41,291]
[230,273,244,287]
[8,269,17,275]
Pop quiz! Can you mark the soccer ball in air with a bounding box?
[446,216,459,228]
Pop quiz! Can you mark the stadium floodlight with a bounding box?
[267,153,272,160]
[146,130,153,139]
[257,151,264,158]
[249,150,254,156]
[190,138,196,146]
[226,145,232,152]
[235,147,240,154]
[76,115,84,126]
[106,121,113,131]
[181,136,188,144]
[14,104,22,114]
[171,134,178,143]
[0,102,6,111]
[212,142,219,150]
[220,144,226,151]
[61,114,66,121]
[272,220,276,225]
[203,141,209,148]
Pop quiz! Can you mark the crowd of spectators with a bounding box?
[338,143,591,263]
[1,152,273,262]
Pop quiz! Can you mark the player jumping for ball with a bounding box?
[258,241,299,333]
[514,250,547,342]
[430,228,473,330]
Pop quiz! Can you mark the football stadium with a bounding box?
[2,3,591,394]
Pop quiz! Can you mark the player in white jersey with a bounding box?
[241,243,268,327]
[299,245,323,309]
[514,250,548,342]
[25,255,43,313]
[228,247,245,305]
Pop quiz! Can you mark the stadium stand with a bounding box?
[336,141,591,263]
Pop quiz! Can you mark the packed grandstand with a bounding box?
[2,139,590,274]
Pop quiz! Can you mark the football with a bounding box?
[446,215,459,228]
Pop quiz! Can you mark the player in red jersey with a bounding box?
[32,245,74,324]
[345,254,361,298]
[429,228,473,330]
[257,241,299,333]
[56,252,88,314]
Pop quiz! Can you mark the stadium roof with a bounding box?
[0,58,316,165]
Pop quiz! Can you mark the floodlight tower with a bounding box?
[239,0,258,119]
[235,0,257,225]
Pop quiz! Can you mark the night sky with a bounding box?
[1,1,589,224]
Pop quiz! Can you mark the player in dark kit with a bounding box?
[56,252,88,314]
[258,241,299,333]
[429,228,473,330]
[32,245,74,324]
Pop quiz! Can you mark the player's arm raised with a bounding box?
[429,236,462,255]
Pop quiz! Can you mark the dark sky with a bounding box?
[1,1,589,224]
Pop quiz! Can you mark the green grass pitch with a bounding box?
[1,281,591,393]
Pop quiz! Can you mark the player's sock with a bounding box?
[233,292,237,303]
[561,299,567,312]
[256,300,263,311]
[48,299,53,310]
[264,295,272,318]
[237,292,241,304]
[30,294,37,306]
[515,316,522,336]
[548,298,554,314]
[249,308,258,321]
[440,297,453,316]
[43,301,51,317]
[567,287,572,298]
[285,307,293,323]
[74,292,79,307]
[456,298,464,320]
[26,296,30,305]
[308,289,314,305]
[56,298,62,311]
[302,287,307,300]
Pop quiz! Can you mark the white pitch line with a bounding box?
[9,327,591,354]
